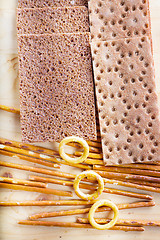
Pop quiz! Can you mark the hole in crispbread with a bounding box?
[128,151,132,156]
[113,119,118,125]
[118,159,122,164]
[110,93,114,99]
[150,135,154,140]
[98,2,102,7]
[115,133,119,138]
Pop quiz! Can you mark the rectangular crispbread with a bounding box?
[88,0,151,41]
[91,36,160,165]
[17,7,89,34]
[18,0,88,8]
[17,33,97,142]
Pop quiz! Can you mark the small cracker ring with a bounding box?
[89,199,119,230]
[73,170,104,200]
[59,136,89,164]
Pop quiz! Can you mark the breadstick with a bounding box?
[93,165,160,178]
[18,220,144,231]
[0,137,101,156]
[77,218,160,227]
[86,140,101,147]
[75,151,103,159]
[0,143,90,170]
[108,164,160,171]
[67,142,101,154]
[95,170,160,183]
[103,178,160,193]
[84,159,103,165]
[124,179,160,188]
[0,104,20,114]
[0,160,76,179]
[0,150,59,168]
[0,183,72,196]
[0,176,47,188]
[29,175,152,200]
[0,200,97,206]
[29,201,155,220]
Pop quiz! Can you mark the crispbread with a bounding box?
[18,0,88,8]
[17,33,97,143]
[91,37,160,165]
[17,7,89,34]
[88,0,150,41]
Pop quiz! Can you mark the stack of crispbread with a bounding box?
[17,1,97,142]
[88,0,160,165]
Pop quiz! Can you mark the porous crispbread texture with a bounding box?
[18,0,88,8]
[17,33,97,142]
[88,0,151,41]
[91,36,160,165]
[17,7,89,34]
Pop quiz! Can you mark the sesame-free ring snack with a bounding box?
[73,170,104,200]
[88,199,119,230]
[59,136,89,164]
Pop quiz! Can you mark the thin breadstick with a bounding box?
[0,105,20,114]
[77,218,160,227]
[103,178,160,193]
[75,151,103,159]
[0,182,72,196]
[88,147,101,154]
[0,160,156,197]
[95,170,160,183]
[29,201,155,220]
[0,150,60,168]
[0,176,47,188]
[18,220,144,231]
[0,137,59,155]
[0,200,97,206]
[29,175,152,200]
[86,140,101,147]
[0,143,90,170]
[93,165,160,178]
[0,160,153,199]
[0,160,76,179]
[67,142,101,154]
[84,159,103,165]
[0,144,58,163]
[0,137,101,156]
[124,179,160,188]
[109,164,160,171]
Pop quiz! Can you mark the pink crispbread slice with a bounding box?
[17,7,89,34]
[91,36,160,165]
[17,33,97,142]
[88,0,151,41]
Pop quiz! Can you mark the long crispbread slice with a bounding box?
[17,7,89,34]
[88,0,151,41]
[18,0,88,8]
[91,36,160,165]
[17,33,97,142]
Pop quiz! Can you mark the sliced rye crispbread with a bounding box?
[17,33,97,142]
[18,0,88,8]
[17,7,89,34]
[88,0,151,41]
[91,36,160,165]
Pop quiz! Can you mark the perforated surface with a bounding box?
[17,7,89,34]
[18,0,88,8]
[88,0,151,41]
[18,33,97,142]
[91,37,160,165]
